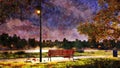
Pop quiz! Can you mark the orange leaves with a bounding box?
[94,0,120,24]
[94,16,99,21]
[77,0,120,41]
[77,21,119,41]
[98,0,106,6]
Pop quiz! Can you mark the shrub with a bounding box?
[14,51,26,58]
[71,58,120,68]
[14,51,26,55]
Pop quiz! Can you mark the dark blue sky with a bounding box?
[0,0,101,41]
[41,0,100,41]
[42,0,99,30]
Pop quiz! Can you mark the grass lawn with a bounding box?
[0,49,120,59]
[0,58,120,68]
[74,50,120,57]
[0,49,120,68]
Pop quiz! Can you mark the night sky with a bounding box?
[41,0,100,41]
[0,0,100,41]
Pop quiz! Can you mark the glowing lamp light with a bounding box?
[36,10,40,14]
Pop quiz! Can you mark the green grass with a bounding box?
[0,58,120,68]
[0,52,47,59]
[0,50,120,59]
[74,50,120,56]
[1,49,120,68]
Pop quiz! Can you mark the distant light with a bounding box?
[36,10,40,15]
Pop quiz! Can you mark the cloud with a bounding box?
[42,0,96,31]
[0,18,87,41]
[41,0,97,41]
[42,27,88,41]
[0,19,40,40]
[0,0,99,41]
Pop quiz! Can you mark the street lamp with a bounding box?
[36,9,41,14]
[36,9,42,62]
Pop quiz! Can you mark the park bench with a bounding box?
[48,49,74,61]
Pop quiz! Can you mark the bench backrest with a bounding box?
[48,49,74,57]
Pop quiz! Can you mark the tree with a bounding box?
[42,40,46,47]
[77,0,120,42]
[95,0,120,40]
[28,38,37,48]
[0,33,9,46]
[12,34,20,47]
[74,39,82,49]
[15,39,27,49]
[116,40,120,48]
[62,38,74,49]
[97,0,120,23]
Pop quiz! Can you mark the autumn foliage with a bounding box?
[77,0,120,42]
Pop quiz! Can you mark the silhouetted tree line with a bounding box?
[43,38,120,50]
[0,33,120,50]
[0,33,39,50]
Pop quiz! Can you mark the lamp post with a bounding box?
[36,9,42,62]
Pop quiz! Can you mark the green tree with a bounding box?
[42,40,46,47]
[62,38,74,49]
[109,39,116,48]
[54,40,59,47]
[28,38,37,48]
[116,41,120,48]
[88,37,98,48]
[12,34,20,48]
[74,39,82,49]
[0,33,9,46]
[15,39,27,49]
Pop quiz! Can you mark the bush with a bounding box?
[2,52,9,59]
[76,49,84,53]
[14,51,26,58]
[71,58,120,68]
[14,51,26,55]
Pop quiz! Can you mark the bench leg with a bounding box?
[50,57,51,61]
[48,57,51,61]
[48,57,49,61]
[72,56,74,61]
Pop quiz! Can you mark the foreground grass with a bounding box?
[0,58,120,68]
